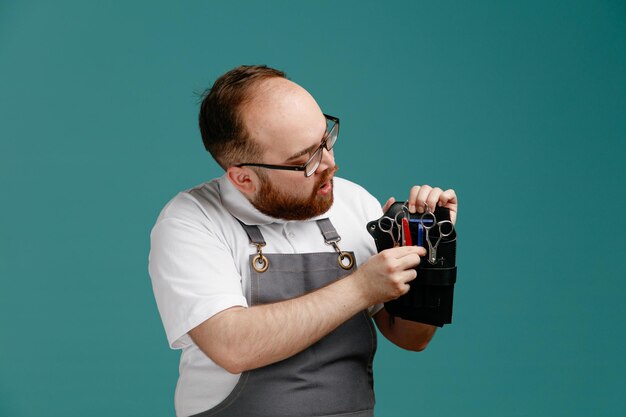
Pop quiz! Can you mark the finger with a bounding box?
[382,196,396,213]
[408,186,421,213]
[394,245,427,257]
[395,253,421,271]
[402,268,417,282]
[392,280,412,299]
[439,189,458,224]
[426,187,443,213]
[398,269,418,286]
[386,245,422,258]
[388,270,416,298]
[438,189,457,207]
[415,185,432,213]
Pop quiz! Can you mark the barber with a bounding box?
[149,65,458,417]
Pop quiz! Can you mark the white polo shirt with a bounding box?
[149,175,383,417]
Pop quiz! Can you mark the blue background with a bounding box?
[1,1,625,416]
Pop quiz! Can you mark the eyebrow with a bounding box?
[284,142,320,163]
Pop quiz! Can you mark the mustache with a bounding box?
[318,165,339,185]
[312,165,339,195]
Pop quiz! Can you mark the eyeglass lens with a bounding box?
[304,121,338,177]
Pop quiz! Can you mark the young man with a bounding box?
[149,65,458,417]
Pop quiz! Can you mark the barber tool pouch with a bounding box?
[366,202,457,327]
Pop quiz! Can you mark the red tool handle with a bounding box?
[402,217,412,246]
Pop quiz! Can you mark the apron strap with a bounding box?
[238,218,338,246]
[238,218,354,272]
[237,220,269,273]
[317,218,355,270]
[316,218,341,243]
[237,220,266,246]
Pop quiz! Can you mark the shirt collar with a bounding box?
[218,174,335,226]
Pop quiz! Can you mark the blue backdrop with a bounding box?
[1,1,625,416]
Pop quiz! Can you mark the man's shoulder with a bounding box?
[155,178,227,224]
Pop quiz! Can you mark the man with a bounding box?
[149,65,458,417]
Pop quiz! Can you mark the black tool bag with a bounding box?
[366,202,457,327]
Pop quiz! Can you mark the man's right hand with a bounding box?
[352,246,426,304]
[189,245,425,374]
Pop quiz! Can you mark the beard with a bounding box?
[251,166,339,221]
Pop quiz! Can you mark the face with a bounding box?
[242,78,338,220]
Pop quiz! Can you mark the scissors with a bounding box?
[377,211,404,247]
[420,205,455,264]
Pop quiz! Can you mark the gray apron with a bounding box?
[193,218,377,417]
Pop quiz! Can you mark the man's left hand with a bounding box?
[383,185,457,224]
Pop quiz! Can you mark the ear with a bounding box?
[226,166,258,197]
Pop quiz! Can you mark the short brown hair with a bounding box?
[198,65,287,169]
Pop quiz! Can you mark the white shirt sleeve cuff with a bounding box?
[168,294,249,349]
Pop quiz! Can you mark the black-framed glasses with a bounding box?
[235,114,339,178]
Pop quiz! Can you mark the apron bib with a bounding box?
[194,219,377,417]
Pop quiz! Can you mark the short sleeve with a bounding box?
[148,196,248,349]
